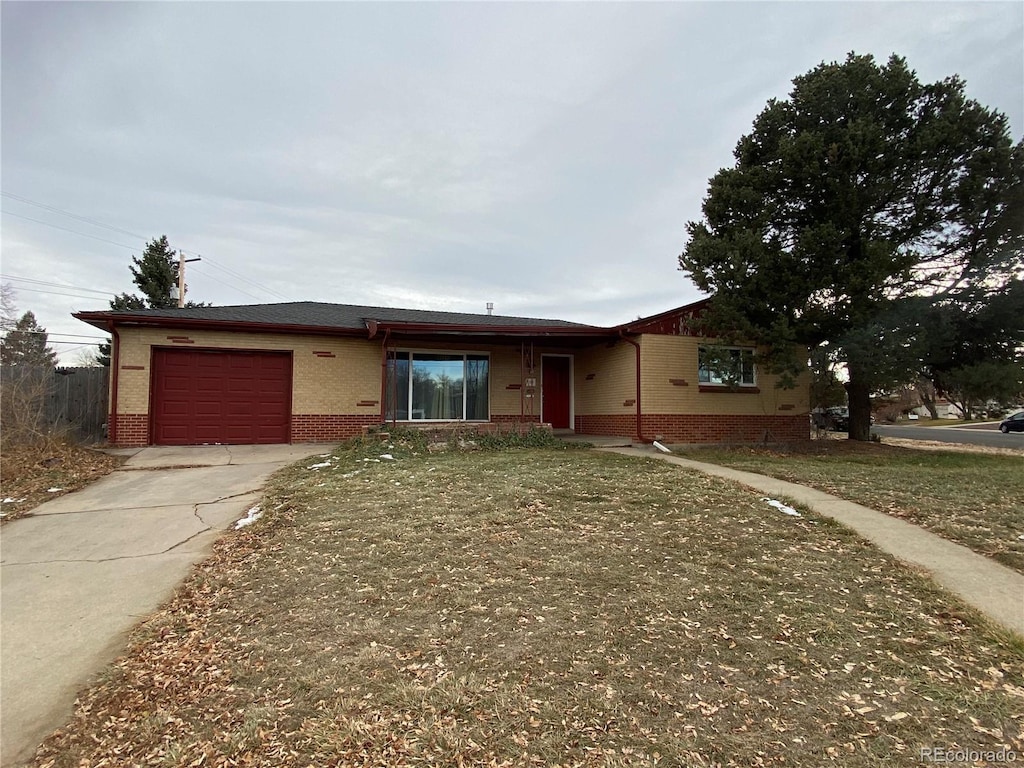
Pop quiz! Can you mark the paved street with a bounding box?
[872,422,1024,450]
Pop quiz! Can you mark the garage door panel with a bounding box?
[151,349,292,445]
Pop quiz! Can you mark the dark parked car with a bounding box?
[812,406,850,432]
[999,411,1024,433]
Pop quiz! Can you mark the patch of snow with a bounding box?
[361,458,381,463]
[1018,534,1024,541]
[235,505,263,530]
[380,454,395,461]
[2,497,27,503]
[306,461,332,470]
[762,498,801,517]
[46,487,63,493]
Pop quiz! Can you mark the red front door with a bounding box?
[542,356,571,429]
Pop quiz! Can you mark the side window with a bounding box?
[698,346,755,386]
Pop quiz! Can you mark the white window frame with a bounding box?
[698,346,757,387]
[387,349,491,422]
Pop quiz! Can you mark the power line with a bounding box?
[3,286,114,301]
[6,330,108,340]
[1,274,118,297]
[0,192,147,241]
[4,190,294,304]
[199,255,291,301]
[188,264,267,302]
[1,210,140,251]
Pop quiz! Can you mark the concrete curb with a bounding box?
[602,447,1024,638]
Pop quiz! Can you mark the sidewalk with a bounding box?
[603,447,1024,637]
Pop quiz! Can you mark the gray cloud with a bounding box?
[2,1,1021,360]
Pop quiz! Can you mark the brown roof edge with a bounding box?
[71,311,368,338]
[72,311,616,341]
[368,320,616,338]
[615,297,712,333]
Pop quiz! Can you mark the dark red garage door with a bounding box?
[151,348,292,445]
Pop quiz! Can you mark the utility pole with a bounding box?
[177,253,202,308]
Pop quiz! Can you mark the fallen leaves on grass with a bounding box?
[0,440,123,523]
[31,446,1024,767]
[682,442,1024,574]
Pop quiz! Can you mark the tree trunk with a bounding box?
[846,366,873,441]
[916,380,939,419]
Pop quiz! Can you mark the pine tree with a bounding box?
[128,235,179,310]
[679,53,1023,440]
[1,311,58,367]
[95,236,209,365]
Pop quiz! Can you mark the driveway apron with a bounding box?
[0,444,334,767]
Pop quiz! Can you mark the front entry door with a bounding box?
[542,356,571,429]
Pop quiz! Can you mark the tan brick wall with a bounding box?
[116,332,587,426]
[114,328,381,417]
[111,328,810,446]
[574,341,637,415]
[639,335,809,416]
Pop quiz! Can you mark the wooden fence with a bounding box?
[1,366,110,444]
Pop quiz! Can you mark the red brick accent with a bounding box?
[698,385,760,394]
[576,413,808,444]
[575,414,636,438]
[291,414,382,442]
[114,413,553,446]
[111,413,149,447]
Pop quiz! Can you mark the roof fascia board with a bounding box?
[370,320,616,338]
[71,312,367,338]
[616,297,712,333]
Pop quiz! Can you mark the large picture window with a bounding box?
[386,352,489,421]
[698,346,755,386]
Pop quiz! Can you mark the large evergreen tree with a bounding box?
[1,311,58,367]
[126,235,179,310]
[678,53,1023,440]
[95,236,207,365]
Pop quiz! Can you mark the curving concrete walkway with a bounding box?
[604,447,1024,638]
[0,444,335,767]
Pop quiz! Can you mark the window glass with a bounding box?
[385,352,489,421]
[698,347,755,386]
[465,355,489,420]
[385,354,409,421]
[412,354,464,419]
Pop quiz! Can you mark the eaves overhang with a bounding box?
[71,311,369,338]
[72,311,618,344]
[365,319,616,342]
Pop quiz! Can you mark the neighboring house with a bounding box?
[73,299,809,447]
[912,400,964,420]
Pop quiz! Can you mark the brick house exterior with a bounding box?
[74,300,809,447]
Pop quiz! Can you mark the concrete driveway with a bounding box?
[0,443,335,767]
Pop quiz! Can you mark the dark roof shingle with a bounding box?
[76,301,599,332]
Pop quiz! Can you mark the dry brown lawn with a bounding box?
[1,440,123,523]
[31,435,1024,767]
[677,440,1024,574]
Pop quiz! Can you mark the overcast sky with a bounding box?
[2,1,1021,363]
